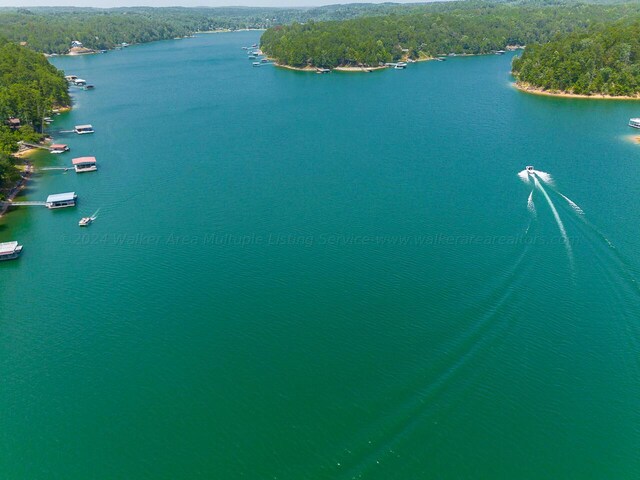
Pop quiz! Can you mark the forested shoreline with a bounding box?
[260,1,640,82]
[0,5,424,54]
[512,21,640,97]
[0,37,70,196]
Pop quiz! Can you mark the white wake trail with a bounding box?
[533,170,554,185]
[558,192,584,216]
[527,190,536,216]
[534,176,573,262]
[518,170,531,184]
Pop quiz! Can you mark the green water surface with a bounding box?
[1,31,640,479]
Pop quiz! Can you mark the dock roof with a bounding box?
[75,124,93,129]
[0,241,18,254]
[72,156,96,165]
[51,144,68,149]
[46,192,76,203]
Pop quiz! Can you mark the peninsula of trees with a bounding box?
[512,21,640,97]
[260,1,640,71]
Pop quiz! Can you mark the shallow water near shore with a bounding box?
[2,31,640,479]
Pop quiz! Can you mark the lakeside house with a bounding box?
[46,192,77,209]
[6,117,20,129]
[72,156,97,173]
[71,40,83,48]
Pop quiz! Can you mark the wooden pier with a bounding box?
[1,201,47,206]
[19,142,51,151]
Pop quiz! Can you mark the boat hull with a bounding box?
[46,202,76,209]
[75,166,98,173]
[0,246,23,261]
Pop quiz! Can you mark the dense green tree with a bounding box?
[260,2,640,69]
[0,37,69,191]
[0,151,20,199]
[0,38,69,132]
[513,21,640,96]
[0,4,446,55]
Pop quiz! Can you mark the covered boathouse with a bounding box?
[50,144,69,154]
[74,124,94,134]
[46,192,77,209]
[72,156,97,173]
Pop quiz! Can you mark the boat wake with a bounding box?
[517,168,553,185]
[532,175,573,264]
[333,227,538,478]
[558,192,584,216]
[527,190,536,216]
[533,169,553,185]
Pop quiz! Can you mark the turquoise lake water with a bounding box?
[1,31,640,479]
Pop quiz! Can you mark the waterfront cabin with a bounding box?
[73,78,87,86]
[72,156,97,173]
[0,241,23,261]
[50,144,69,154]
[46,192,77,209]
[316,68,330,74]
[6,117,20,130]
[495,50,506,55]
[74,124,94,134]
[629,118,640,129]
